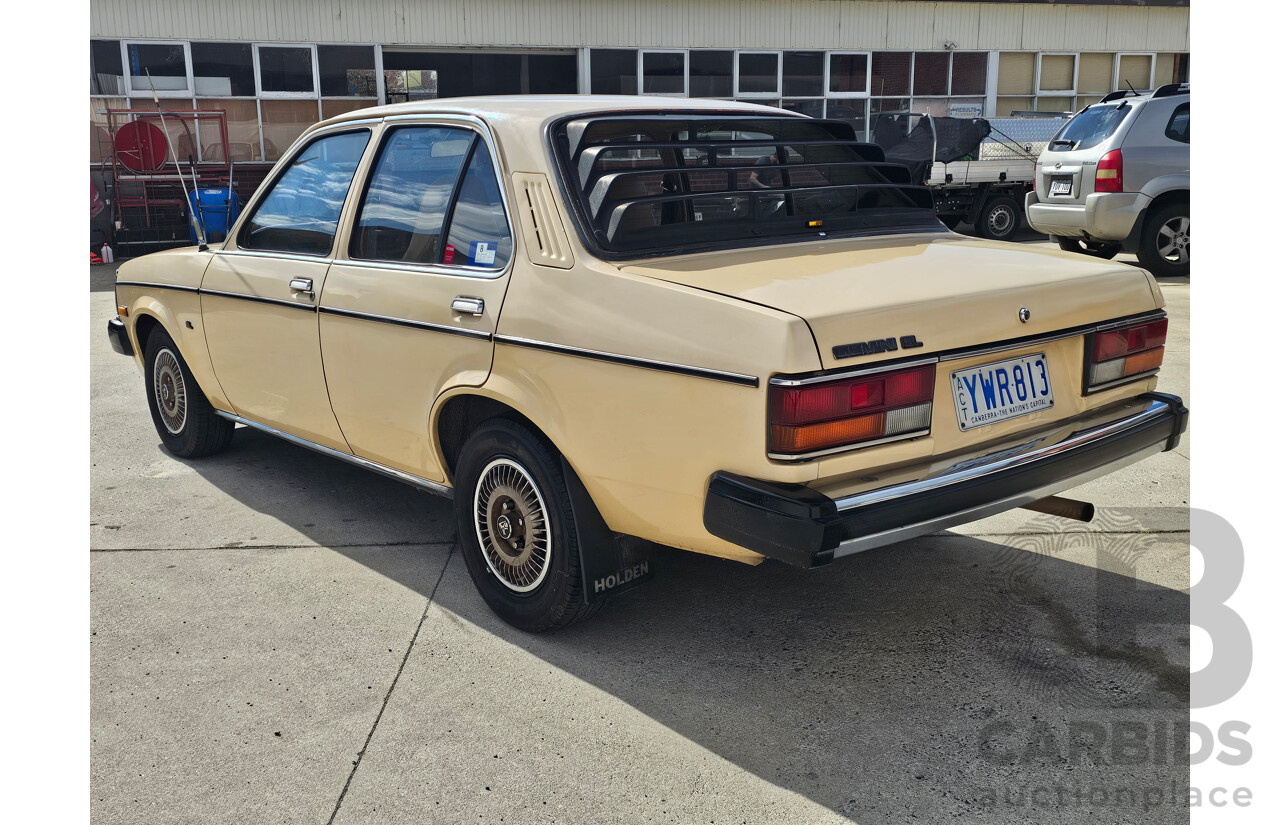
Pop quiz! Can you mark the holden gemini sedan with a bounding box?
[108,96,1187,631]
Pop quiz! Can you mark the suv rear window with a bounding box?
[1048,104,1132,152]
[550,114,936,258]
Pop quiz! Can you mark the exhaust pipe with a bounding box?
[1021,495,1095,523]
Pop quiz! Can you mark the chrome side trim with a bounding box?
[832,398,1170,512]
[214,411,453,498]
[318,306,492,341]
[199,288,317,312]
[494,335,759,388]
[830,440,1165,558]
[115,280,200,294]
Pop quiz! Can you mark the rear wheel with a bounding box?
[143,328,234,458]
[1138,202,1190,277]
[453,418,600,632]
[1056,238,1121,259]
[977,195,1020,241]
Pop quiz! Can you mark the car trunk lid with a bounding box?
[619,233,1161,370]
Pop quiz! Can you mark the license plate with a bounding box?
[1049,177,1073,196]
[950,353,1054,431]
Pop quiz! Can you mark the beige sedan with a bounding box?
[108,96,1187,631]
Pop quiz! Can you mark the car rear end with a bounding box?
[1025,98,1146,242]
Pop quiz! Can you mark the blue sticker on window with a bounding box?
[469,241,498,266]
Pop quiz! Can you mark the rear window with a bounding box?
[550,114,937,258]
[1048,104,1132,152]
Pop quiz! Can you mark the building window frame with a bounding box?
[1114,51,1156,91]
[734,50,783,98]
[824,51,872,98]
[638,49,689,96]
[253,42,321,99]
[121,39,195,99]
[1034,52,1079,98]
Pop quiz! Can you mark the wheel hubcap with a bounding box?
[474,458,551,592]
[153,348,187,435]
[1156,216,1190,264]
[989,207,1013,234]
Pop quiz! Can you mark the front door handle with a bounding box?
[451,296,485,316]
[289,278,314,298]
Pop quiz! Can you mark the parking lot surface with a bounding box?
[91,242,1190,825]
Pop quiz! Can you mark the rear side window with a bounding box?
[1165,103,1190,143]
[443,145,513,269]
[349,126,474,265]
[240,130,371,255]
[1048,105,1131,152]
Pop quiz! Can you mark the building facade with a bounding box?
[89,0,1189,247]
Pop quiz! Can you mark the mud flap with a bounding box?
[560,457,654,604]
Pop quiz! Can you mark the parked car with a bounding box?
[108,96,1188,631]
[1025,84,1190,276]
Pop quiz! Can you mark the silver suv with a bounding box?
[1025,84,1189,277]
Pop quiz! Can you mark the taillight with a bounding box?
[1084,317,1166,391]
[1095,149,1123,193]
[769,364,935,455]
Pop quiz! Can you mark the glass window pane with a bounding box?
[738,53,779,94]
[591,49,637,95]
[128,43,188,92]
[996,96,1033,116]
[825,100,867,140]
[90,98,128,163]
[1165,103,1189,143]
[1117,54,1152,90]
[92,40,125,95]
[1077,53,1114,95]
[642,52,685,94]
[322,99,377,119]
[913,52,949,96]
[259,46,315,94]
[444,145,512,270]
[191,42,254,97]
[951,52,987,96]
[870,98,910,115]
[261,99,320,161]
[352,127,474,265]
[1035,96,1073,113]
[689,51,733,97]
[828,53,867,95]
[782,51,823,97]
[781,98,824,117]
[318,45,376,97]
[1039,55,1075,92]
[870,52,910,96]
[528,54,578,94]
[197,98,261,162]
[997,52,1035,96]
[242,130,371,255]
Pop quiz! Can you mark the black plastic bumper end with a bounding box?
[107,317,133,357]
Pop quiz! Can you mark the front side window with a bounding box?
[350,127,474,265]
[240,130,370,255]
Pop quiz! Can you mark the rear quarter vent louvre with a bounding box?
[512,172,576,269]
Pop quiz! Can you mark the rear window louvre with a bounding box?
[551,113,938,258]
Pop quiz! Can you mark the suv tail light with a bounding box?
[1095,149,1123,193]
[1084,317,1167,392]
[769,364,935,455]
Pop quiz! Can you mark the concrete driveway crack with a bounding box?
[325,543,455,825]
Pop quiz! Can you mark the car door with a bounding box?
[318,119,515,482]
[201,127,374,452]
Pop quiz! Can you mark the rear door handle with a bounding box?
[451,296,485,316]
[289,278,314,298]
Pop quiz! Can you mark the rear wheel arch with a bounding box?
[434,392,565,485]
[1145,188,1189,217]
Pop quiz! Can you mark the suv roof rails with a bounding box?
[1099,89,1146,103]
[1152,82,1190,98]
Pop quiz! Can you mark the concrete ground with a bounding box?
[90,237,1190,825]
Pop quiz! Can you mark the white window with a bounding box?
[640,50,688,96]
[826,52,871,97]
[254,43,320,99]
[735,51,781,98]
[122,40,193,98]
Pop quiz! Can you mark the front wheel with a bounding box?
[143,328,234,458]
[976,195,1021,241]
[1138,202,1190,278]
[453,419,600,632]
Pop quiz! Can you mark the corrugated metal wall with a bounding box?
[90,0,1190,52]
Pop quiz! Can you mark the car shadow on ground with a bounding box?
[172,426,1191,823]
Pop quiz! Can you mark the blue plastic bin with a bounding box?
[188,188,240,244]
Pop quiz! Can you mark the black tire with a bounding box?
[453,418,600,632]
[1137,201,1190,278]
[976,195,1021,241]
[1056,237,1121,259]
[143,328,234,458]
